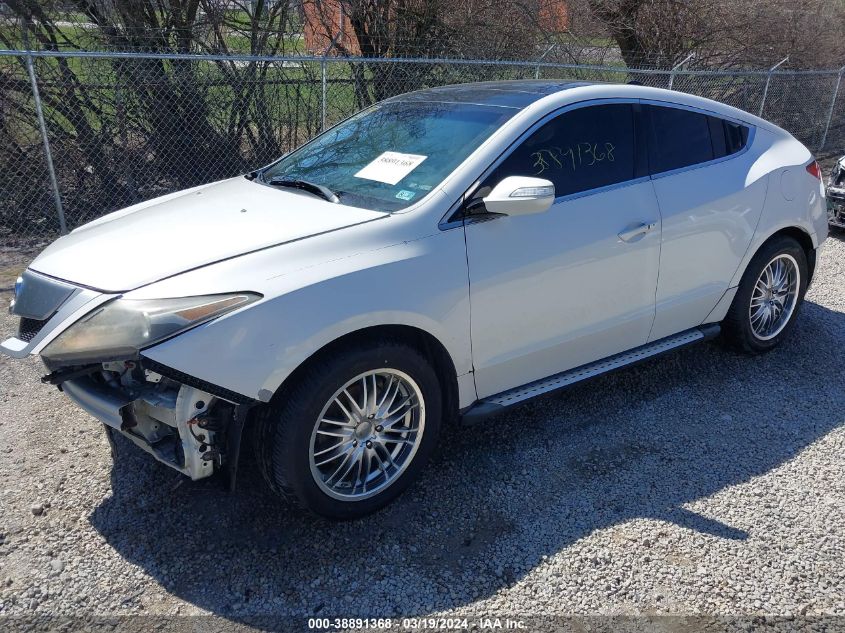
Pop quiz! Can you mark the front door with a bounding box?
[464,102,663,398]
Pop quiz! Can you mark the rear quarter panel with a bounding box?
[726,129,824,290]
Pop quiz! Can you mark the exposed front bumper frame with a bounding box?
[62,372,254,485]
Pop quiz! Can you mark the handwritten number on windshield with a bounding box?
[531,142,616,175]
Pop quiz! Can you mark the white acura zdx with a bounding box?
[3,81,828,519]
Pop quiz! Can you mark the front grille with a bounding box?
[18,317,49,343]
[10,270,80,346]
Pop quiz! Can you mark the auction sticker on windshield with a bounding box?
[354,151,427,185]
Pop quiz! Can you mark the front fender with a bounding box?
[140,228,472,403]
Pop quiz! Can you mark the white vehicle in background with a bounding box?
[2,81,828,519]
[826,155,845,228]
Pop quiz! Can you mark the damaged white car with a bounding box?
[827,155,845,229]
[3,81,828,519]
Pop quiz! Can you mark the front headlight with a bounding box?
[42,293,261,364]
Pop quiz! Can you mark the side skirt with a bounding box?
[460,324,721,424]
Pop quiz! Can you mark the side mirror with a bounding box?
[482,176,555,216]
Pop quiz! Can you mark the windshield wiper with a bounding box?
[265,177,340,204]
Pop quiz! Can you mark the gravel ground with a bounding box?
[0,231,843,628]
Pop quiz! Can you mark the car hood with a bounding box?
[28,177,385,292]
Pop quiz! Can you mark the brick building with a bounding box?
[302,1,569,56]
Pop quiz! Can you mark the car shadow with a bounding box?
[89,300,845,619]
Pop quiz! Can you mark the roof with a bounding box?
[387,80,592,109]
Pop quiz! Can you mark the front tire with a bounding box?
[254,340,442,519]
[722,235,808,354]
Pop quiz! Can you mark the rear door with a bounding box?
[464,101,662,398]
[643,103,766,341]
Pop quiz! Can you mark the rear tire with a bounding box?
[254,340,442,520]
[722,235,808,354]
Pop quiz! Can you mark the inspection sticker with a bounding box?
[395,190,416,201]
[354,151,427,185]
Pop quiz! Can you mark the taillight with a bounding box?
[806,160,821,180]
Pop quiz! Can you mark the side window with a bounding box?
[724,120,750,155]
[646,105,713,174]
[480,103,636,200]
[709,116,751,159]
[708,116,728,158]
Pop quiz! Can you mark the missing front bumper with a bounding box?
[61,369,252,484]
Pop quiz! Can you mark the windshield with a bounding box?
[262,100,516,212]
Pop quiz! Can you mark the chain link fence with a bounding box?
[1,49,844,241]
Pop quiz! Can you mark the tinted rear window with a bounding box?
[724,120,750,155]
[709,116,751,159]
[646,105,714,174]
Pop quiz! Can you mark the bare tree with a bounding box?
[586,0,743,69]
[584,0,845,71]
[0,0,307,232]
[729,0,845,70]
[303,0,546,104]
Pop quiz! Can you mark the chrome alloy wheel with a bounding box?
[749,253,800,341]
[309,369,425,500]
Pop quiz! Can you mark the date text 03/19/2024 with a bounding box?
[306,617,527,630]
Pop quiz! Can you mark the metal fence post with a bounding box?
[534,44,556,80]
[320,33,342,132]
[819,65,845,151]
[758,56,788,118]
[320,57,327,132]
[22,23,67,234]
[668,53,695,90]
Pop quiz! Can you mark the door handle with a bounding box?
[618,221,658,242]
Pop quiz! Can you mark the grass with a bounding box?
[1,51,634,150]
